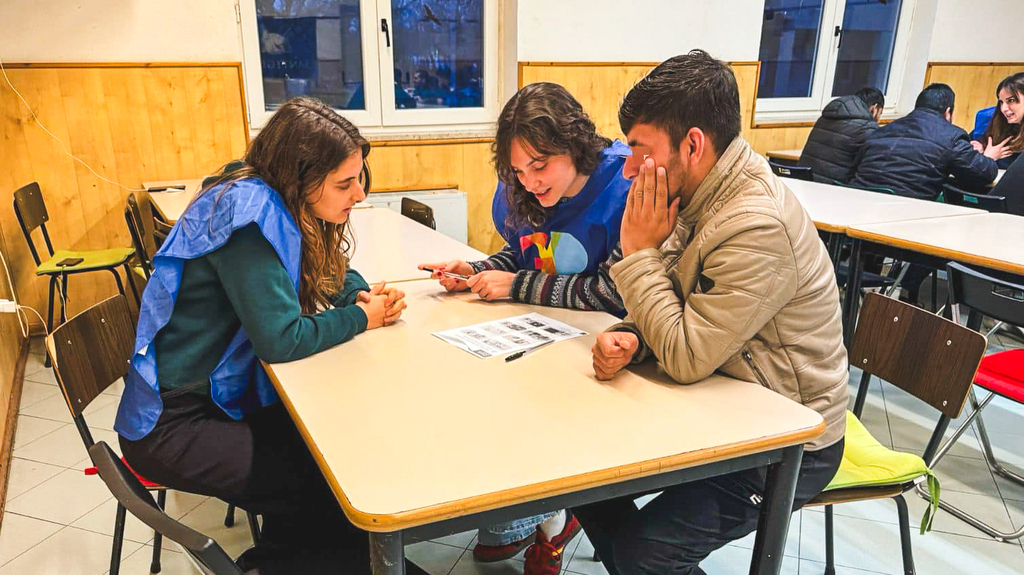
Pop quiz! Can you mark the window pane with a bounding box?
[256,0,364,111]
[757,0,825,99]
[831,0,902,97]
[390,0,484,109]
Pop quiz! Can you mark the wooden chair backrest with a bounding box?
[46,295,135,418]
[849,293,986,419]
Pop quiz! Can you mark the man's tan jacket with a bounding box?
[611,137,847,450]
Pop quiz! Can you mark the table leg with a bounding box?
[842,238,864,349]
[749,445,803,575]
[369,531,405,575]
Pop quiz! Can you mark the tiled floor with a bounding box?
[3,334,1024,575]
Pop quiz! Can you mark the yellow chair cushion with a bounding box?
[36,247,135,275]
[826,411,929,490]
[826,411,940,533]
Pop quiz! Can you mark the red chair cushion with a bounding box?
[84,456,165,490]
[974,349,1024,403]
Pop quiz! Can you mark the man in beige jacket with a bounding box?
[575,51,849,575]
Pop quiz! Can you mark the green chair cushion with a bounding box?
[36,247,135,275]
[826,411,940,533]
[827,411,929,489]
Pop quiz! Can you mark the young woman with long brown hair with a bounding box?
[420,82,633,574]
[114,98,420,573]
[973,72,1024,168]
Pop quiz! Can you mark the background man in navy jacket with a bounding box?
[850,83,1004,201]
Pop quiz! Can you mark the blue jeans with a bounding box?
[476,512,558,546]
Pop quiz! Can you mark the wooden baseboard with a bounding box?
[0,339,30,518]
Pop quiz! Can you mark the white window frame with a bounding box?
[755,0,918,124]
[238,0,500,136]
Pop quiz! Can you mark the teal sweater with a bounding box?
[153,224,369,393]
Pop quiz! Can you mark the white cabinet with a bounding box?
[362,189,469,244]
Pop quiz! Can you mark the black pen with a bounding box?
[505,340,554,362]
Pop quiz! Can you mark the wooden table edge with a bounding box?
[846,227,1024,276]
[264,361,826,533]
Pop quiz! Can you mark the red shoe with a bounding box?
[472,532,536,563]
[523,513,582,575]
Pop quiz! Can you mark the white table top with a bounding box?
[348,207,486,284]
[847,212,1024,276]
[766,149,803,162]
[144,179,371,222]
[782,178,984,234]
[143,180,202,222]
[265,280,826,531]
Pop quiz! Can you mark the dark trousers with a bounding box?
[120,392,426,574]
[573,438,844,575]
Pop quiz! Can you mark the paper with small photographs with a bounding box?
[433,312,588,359]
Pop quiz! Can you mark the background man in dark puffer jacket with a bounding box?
[799,87,883,183]
[850,83,1004,201]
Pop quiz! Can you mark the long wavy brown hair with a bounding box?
[198,97,371,314]
[981,72,1024,153]
[492,83,611,230]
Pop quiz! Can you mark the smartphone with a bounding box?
[56,257,84,267]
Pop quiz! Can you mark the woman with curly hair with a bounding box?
[420,82,632,574]
[116,98,422,573]
[422,82,631,316]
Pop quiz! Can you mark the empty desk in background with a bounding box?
[143,179,371,222]
[783,179,983,236]
[843,212,1024,345]
[348,207,485,284]
[782,178,984,345]
[143,179,202,223]
[766,149,803,166]
[265,279,825,575]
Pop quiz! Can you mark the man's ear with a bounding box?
[944,107,953,122]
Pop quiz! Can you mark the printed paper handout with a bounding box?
[433,312,587,359]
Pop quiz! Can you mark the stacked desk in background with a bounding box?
[264,216,826,574]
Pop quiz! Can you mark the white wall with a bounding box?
[928,0,1024,62]
[0,0,240,63]
[516,0,763,62]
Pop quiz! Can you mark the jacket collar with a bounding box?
[677,136,753,228]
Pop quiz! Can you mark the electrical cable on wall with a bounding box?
[0,55,144,193]
[1,54,143,337]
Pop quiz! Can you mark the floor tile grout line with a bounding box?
[0,521,82,569]
[444,544,469,575]
[10,416,73,452]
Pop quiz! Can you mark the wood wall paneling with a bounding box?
[518,62,814,157]
[924,63,1024,133]
[366,140,502,255]
[0,63,249,327]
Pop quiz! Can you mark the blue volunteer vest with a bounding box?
[114,179,302,441]
[491,141,631,276]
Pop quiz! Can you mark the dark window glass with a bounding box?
[391,0,484,109]
[757,0,825,99]
[831,0,902,96]
[256,0,364,111]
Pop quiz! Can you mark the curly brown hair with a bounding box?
[492,83,611,230]
[198,97,371,314]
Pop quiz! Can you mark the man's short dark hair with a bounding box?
[618,50,741,155]
[915,83,956,114]
[855,87,884,109]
